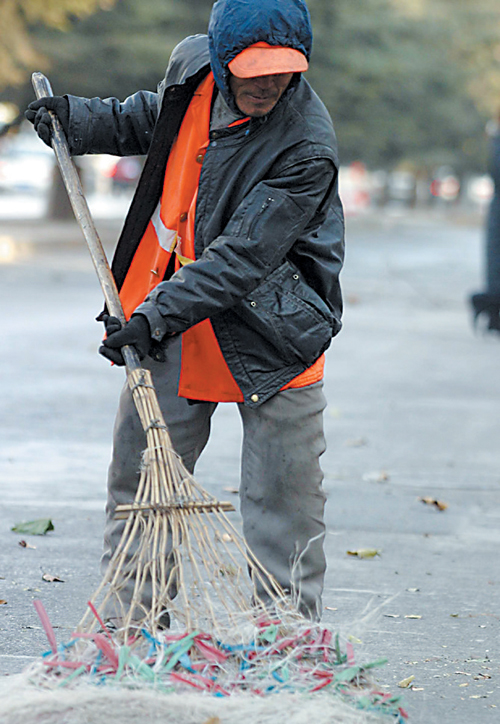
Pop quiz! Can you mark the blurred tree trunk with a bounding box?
[46,161,83,219]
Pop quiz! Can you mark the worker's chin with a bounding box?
[239,99,277,117]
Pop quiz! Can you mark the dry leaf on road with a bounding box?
[11,519,54,535]
[347,548,381,559]
[42,573,64,583]
[398,675,415,688]
[420,497,448,511]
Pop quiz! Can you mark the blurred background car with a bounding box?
[106,156,143,194]
[0,133,53,194]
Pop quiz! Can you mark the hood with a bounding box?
[208,0,312,111]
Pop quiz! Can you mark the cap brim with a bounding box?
[228,46,308,79]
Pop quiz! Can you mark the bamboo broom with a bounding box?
[31,72,297,639]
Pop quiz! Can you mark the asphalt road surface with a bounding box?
[0,205,499,723]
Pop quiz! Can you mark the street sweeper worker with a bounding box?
[26,0,344,621]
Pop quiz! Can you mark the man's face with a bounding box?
[229,72,293,117]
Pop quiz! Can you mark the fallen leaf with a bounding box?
[42,573,64,583]
[0,600,7,605]
[362,470,390,483]
[18,540,36,549]
[347,548,381,559]
[419,497,448,511]
[203,718,221,724]
[405,614,422,619]
[450,613,460,617]
[398,675,415,688]
[12,519,54,535]
[459,683,469,687]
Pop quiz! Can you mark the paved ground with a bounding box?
[0,203,499,723]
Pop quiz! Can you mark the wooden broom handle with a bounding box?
[31,72,141,372]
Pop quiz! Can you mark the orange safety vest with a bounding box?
[119,72,324,402]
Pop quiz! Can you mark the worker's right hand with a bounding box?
[25,96,70,147]
[99,314,152,366]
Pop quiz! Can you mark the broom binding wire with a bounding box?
[114,502,236,519]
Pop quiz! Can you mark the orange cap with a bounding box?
[228,41,308,78]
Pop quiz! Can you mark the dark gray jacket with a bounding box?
[66,35,345,406]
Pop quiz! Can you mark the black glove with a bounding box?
[25,96,70,147]
[99,314,152,366]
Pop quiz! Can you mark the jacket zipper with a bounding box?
[247,196,274,239]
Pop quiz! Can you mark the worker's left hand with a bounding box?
[25,96,70,147]
[99,314,152,365]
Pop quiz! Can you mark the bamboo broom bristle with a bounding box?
[77,368,299,639]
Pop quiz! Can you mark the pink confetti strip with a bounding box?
[346,641,356,666]
[267,629,312,654]
[93,634,119,670]
[313,670,334,678]
[71,632,96,640]
[310,676,334,692]
[194,638,228,663]
[44,660,89,670]
[169,672,207,691]
[86,600,112,640]
[320,628,333,662]
[33,600,58,655]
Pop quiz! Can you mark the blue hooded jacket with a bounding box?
[208,0,313,108]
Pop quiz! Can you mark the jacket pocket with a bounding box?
[234,260,337,365]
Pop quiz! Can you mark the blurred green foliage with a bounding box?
[1,0,500,171]
[0,0,116,87]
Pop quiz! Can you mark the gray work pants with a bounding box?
[102,336,327,619]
